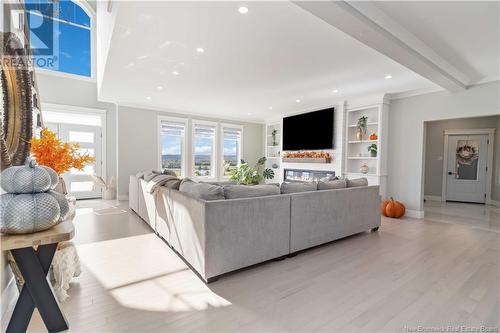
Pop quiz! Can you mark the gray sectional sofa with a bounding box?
[129,175,381,282]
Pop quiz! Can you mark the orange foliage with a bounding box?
[30,128,95,175]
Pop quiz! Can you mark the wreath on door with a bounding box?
[456,141,479,166]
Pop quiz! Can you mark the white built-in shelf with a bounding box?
[266,145,280,148]
[347,122,378,128]
[348,140,378,144]
[347,156,377,160]
[345,172,377,177]
[266,156,280,159]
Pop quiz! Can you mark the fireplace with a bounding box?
[283,169,335,182]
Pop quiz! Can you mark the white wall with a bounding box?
[36,72,117,182]
[424,115,500,200]
[388,81,500,215]
[117,105,264,197]
[495,116,500,203]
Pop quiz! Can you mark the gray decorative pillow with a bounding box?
[162,169,177,176]
[223,184,280,199]
[346,177,368,187]
[317,179,347,190]
[280,182,317,194]
[179,178,225,201]
[319,175,337,182]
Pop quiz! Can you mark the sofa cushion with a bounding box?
[317,179,347,190]
[346,177,368,187]
[280,182,317,194]
[223,184,280,199]
[179,178,225,201]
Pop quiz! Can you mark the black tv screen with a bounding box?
[283,107,334,151]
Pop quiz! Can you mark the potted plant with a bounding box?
[368,143,378,157]
[271,129,278,146]
[30,128,95,195]
[230,157,275,185]
[356,116,368,140]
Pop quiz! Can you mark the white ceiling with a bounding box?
[99,1,497,121]
[374,1,499,85]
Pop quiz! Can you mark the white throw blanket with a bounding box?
[145,175,180,193]
[50,242,81,302]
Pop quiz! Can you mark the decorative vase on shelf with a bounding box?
[54,176,68,195]
[360,164,369,174]
[356,131,363,141]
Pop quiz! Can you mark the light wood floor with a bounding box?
[2,200,499,333]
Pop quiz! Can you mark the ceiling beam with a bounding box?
[293,1,469,91]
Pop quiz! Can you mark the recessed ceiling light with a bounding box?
[238,6,249,14]
[196,47,205,53]
[385,75,392,79]
[146,96,151,100]
[268,106,273,110]
[332,89,338,93]
[172,71,179,76]
[137,55,148,60]
[247,112,252,116]
[156,86,163,90]
[295,99,301,103]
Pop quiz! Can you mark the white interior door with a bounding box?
[58,124,103,199]
[445,134,488,203]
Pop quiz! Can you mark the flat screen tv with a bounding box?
[283,107,334,151]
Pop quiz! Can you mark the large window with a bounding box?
[192,122,217,178]
[221,125,242,177]
[25,0,92,77]
[159,118,187,177]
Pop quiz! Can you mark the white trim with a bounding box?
[442,128,495,204]
[405,209,425,219]
[191,120,218,180]
[41,103,106,115]
[219,123,244,180]
[424,195,442,202]
[118,194,129,201]
[157,115,188,178]
[490,200,500,208]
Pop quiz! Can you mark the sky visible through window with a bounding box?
[26,0,91,77]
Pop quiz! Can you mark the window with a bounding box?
[25,0,92,77]
[192,122,217,178]
[159,118,187,177]
[221,125,243,178]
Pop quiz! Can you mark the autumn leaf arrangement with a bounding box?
[30,128,95,175]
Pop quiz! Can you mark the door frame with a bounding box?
[42,103,107,198]
[441,128,495,204]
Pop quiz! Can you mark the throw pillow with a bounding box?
[162,169,177,176]
[317,179,347,190]
[280,182,318,194]
[346,177,368,187]
[179,178,225,201]
[223,184,280,199]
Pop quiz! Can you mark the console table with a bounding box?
[1,219,75,333]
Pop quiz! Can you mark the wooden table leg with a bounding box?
[7,243,68,333]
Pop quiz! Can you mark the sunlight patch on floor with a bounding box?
[76,233,231,312]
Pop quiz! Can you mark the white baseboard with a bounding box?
[424,195,442,202]
[118,194,129,201]
[1,276,17,318]
[405,209,425,219]
[490,200,500,208]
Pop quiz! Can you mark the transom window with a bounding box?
[25,0,92,77]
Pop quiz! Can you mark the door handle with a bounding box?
[448,171,455,175]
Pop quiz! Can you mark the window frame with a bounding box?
[157,115,188,178]
[191,119,218,181]
[29,0,96,81]
[220,123,244,179]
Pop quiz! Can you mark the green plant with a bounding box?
[368,143,378,157]
[357,116,368,134]
[230,157,275,185]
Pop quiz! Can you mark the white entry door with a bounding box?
[445,134,488,203]
[56,124,103,199]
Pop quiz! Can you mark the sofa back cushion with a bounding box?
[317,179,347,190]
[281,182,317,194]
[346,177,368,187]
[223,184,280,199]
[179,178,225,201]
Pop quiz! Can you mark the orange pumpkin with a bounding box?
[369,133,378,140]
[380,200,389,215]
[382,197,405,218]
